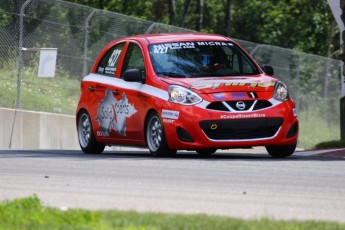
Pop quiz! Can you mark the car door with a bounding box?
[86,42,127,141]
[116,42,149,142]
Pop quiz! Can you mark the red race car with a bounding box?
[76,33,298,158]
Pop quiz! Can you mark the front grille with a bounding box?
[206,100,272,112]
[199,118,283,140]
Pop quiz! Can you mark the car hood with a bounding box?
[160,75,277,93]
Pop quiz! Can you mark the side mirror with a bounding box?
[123,69,144,83]
[262,65,274,76]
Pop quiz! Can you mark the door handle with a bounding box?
[112,89,120,96]
[88,86,95,92]
[138,92,149,101]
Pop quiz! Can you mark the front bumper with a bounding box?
[162,99,298,150]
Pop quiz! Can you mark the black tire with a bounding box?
[265,143,296,158]
[196,149,217,156]
[77,111,105,154]
[146,112,176,157]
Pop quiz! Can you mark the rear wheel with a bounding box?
[265,143,296,158]
[146,112,176,157]
[77,111,105,154]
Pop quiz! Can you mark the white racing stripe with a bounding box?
[83,74,211,109]
[84,74,169,100]
[268,98,283,107]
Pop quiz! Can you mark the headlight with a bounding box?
[168,85,202,105]
[273,81,289,101]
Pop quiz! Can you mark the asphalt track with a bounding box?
[0,148,344,222]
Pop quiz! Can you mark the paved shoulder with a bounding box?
[294,148,345,158]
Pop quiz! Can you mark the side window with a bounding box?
[233,52,240,73]
[241,55,257,73]
[225,46,257,74]
[224,47,240,72]
[121,43,145,79]
[96,43,125,76]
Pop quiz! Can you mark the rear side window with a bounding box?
[96,42,125,76]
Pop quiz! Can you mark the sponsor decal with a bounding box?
[96,89,137,136]
[231,92,247,99]
[108,49,121,67]
[152,42,234,54]
[192,80,275,90]
[98,67,104,73]
[105,67,116,75]
[196,41,233,47]
[101,49,122,75]
[162,109,179,119]
[220,113,266,119]
[97,131,108,137]
[213,93,225,100]
[153,42,195,53]
[163,119,175,124]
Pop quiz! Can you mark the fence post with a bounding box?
[145,23,157,34]
[16,0,33,109]
[83,9,97,77]
[249,44,261,57]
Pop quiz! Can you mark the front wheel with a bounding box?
[146,112,176,157]
[77,111,105,154]
[265,143,296,158]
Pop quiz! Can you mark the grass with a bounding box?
[0,67,80,115]
[0,196,345,230]
[298,109,340,149]
[314,140,345,150]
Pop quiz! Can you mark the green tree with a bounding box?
[231,0,338,57]
[63,0,339,57]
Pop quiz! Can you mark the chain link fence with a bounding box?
[0,0,342,148]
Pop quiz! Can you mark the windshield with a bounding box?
[149,41,260,78]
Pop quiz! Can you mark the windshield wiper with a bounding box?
[156,72,187,78]
[190,72,260,78]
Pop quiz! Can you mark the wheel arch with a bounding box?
[143,108,160,146]
[76,108,105,154]
[76,108,88,128]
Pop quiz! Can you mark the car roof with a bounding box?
[124,33,234,44]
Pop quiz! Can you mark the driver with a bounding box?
[199,47,225,72]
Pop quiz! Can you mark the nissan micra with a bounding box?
[76,33,298,157]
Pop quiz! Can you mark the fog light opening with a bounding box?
[286,122,298,138]
[176,127,195,142]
